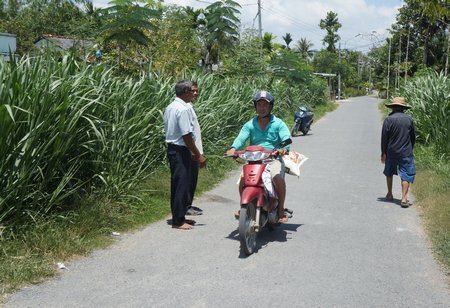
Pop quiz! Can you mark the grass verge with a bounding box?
[0,102,336,301]
[413,146,450,277]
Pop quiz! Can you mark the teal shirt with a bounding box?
[231,115,291,151]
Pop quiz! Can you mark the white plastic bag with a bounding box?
[283,151,308,177]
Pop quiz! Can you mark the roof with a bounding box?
[34,35,93,51]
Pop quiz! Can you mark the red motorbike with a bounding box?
[226,139,292,255]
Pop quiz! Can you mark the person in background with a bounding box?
[381,97,416,208]
[186,81,204,216]
[226,90,291,223]
[164,80,206,230]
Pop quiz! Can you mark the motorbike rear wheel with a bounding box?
[291,122,300,136]
[239,203,257,255]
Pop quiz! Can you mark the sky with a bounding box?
[92,0,405,52]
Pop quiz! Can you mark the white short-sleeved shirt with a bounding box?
[164,97,196,147]
[188,103,203,154]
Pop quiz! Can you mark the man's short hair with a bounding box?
[175,80,194,96]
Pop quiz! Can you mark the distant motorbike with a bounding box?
[291,106,314,136]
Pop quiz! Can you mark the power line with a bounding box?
[260,3,324,38]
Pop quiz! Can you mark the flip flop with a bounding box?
[185,219,196,225]
[385,194,394,201]
[400,201,412,208]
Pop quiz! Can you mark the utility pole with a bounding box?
[404,26,411,86]
[257,0,262,39]
[396,35,401,90]
[338,42,341,100]
[357,52,361,93]
[446,26,450,75]
[386,36,392,100]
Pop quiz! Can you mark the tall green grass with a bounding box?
[404,72,450,159]
[1,56,326,232]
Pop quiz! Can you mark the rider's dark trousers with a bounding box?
[167,143,193,225]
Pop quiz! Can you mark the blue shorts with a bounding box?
[383,156,416,183]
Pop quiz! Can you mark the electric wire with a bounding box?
[260,3,324,38]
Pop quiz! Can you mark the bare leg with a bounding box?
[234,178,244,219]
[272,175,287,221]
[386,176,393,200]
[401,180,410,203]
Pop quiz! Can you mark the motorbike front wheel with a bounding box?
[239,203,257,255]
[291,122,300,136]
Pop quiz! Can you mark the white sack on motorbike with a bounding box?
[283,151,309,177]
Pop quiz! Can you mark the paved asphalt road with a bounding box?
[5,96,450,307]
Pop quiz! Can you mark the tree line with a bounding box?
[1,1,449,97]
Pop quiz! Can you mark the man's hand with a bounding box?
[225,148,236,156]
[196,154,207,168]
[381,153,386,164]
[275,148,288,156]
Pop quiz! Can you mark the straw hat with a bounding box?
[385,97,411,109]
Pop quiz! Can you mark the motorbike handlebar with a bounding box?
[223,149,280,159]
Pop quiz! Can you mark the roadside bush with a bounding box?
[404,72,450,159]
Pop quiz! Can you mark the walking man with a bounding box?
[164,80,206,230]
[381,97,416,208]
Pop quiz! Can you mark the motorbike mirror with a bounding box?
[279,138,292,148]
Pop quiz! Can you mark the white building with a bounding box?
[0,32,17,61]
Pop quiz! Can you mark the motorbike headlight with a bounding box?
[238,151,270,162]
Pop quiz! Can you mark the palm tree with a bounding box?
[295,37,314,61]
[262,32,275,53]
[282,32,292,49]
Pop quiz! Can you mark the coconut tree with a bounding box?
[295,37,314,61]
[262,32,275,53]
[282,32,292,49]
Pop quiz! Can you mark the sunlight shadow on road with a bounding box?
[225,223,303,258]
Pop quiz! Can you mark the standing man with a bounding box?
[381,97,416,208]
[186,81,203,216]
[164,80,206,230]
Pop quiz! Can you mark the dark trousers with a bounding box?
[188,160,199,207]
[167,144,192,225]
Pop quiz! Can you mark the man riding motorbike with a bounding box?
[226,90,291,223]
